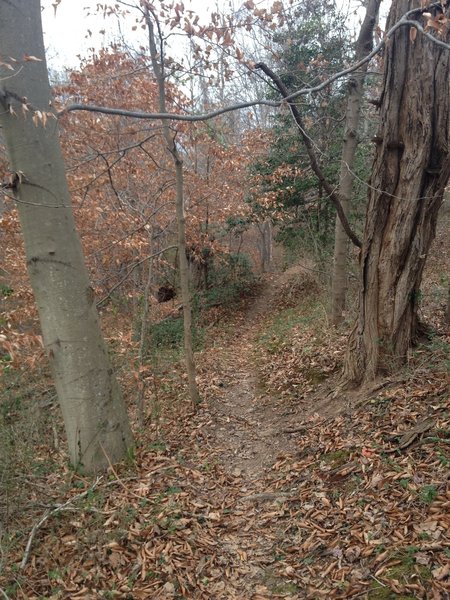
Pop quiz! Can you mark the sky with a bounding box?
[41,1,140,70]
[41,0,378,73]
[41,0,207,71]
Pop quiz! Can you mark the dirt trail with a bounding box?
[192,277,311,598]
[205,277,300,479]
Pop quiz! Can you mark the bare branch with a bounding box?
[58,4,450,126]
[87,200,174,258]
[59,98,279,121]
[96,245,177,307]
[20,477,103,570]
[255,62,362,248]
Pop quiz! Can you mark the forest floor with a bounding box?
[1,263,449,599]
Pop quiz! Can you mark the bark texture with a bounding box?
[259,220,273,273]
[344,0,450,385]
[445,283,450,327]
[0,0,133,472]
[331,0,381,325]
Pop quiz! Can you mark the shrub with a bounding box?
[148,317,204,353]
[201,252,256,308]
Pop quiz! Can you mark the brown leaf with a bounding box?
[432,564,450,580]
[23,54,43,62]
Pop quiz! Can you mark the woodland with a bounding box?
[0,0,449,598]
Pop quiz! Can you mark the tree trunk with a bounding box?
[0,0,133,472]
[331,0,381,325]
[445,283,450,328]
[174,158,200,406]
[145,8,200,408]
[260,219,273,272]
[343,0,450,386]
[137,229,153,425]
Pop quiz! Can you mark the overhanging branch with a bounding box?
[58,99,280,121]
[57,4,450,127]
[255,62,362,249]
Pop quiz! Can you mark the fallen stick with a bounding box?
[20,476,103,570]
[239,492,292,503]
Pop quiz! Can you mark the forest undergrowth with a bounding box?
[0,250,449,599]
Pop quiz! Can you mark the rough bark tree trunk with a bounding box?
[445,283,450,328]
[145,8,200,408]
[0,0,133,472]
[343,0,450,386]
[331,0,381,325]
[259,219,273,273]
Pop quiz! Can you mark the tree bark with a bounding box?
[258,219,273,272]
[331,0,381,325]
[0,0,133,473]
[137,229,154,425]
[343,0,450,386]
[445,283,450,328]
[145,8,200,408]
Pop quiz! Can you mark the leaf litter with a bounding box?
[0,271,449,599]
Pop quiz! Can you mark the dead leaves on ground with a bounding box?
[263,374,449,599]
[1,289,449,599]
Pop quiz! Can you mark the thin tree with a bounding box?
[0,0,133,473]
[144,4,200,409]
[331,0,381,325]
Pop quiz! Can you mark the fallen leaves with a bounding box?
[1,274,449,599]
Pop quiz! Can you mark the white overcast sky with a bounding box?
[41,0,209,71]
[41,0,376,72]
[41,1,145,69]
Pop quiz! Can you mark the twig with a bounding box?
[370,574,387,588]
[20,476,103,570]
[0,588,11,600]
[96,245,177,306]
[283,426,308,434]
[239,492,292,503]
[99,442,146,501]
[419,436,450,446]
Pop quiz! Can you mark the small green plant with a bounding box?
[419,484,438,504]
[150,318,183,349]
[148,440,167,453]
[165,486,182,495]
[148,317,204,353]
[200,252,256,309]
[0,284,14,297]
[48,568,64,581]
[4,582,19,596]
[320,449,351,468]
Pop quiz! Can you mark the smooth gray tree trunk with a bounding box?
[0,0,133,472]
[331,0,381,325]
